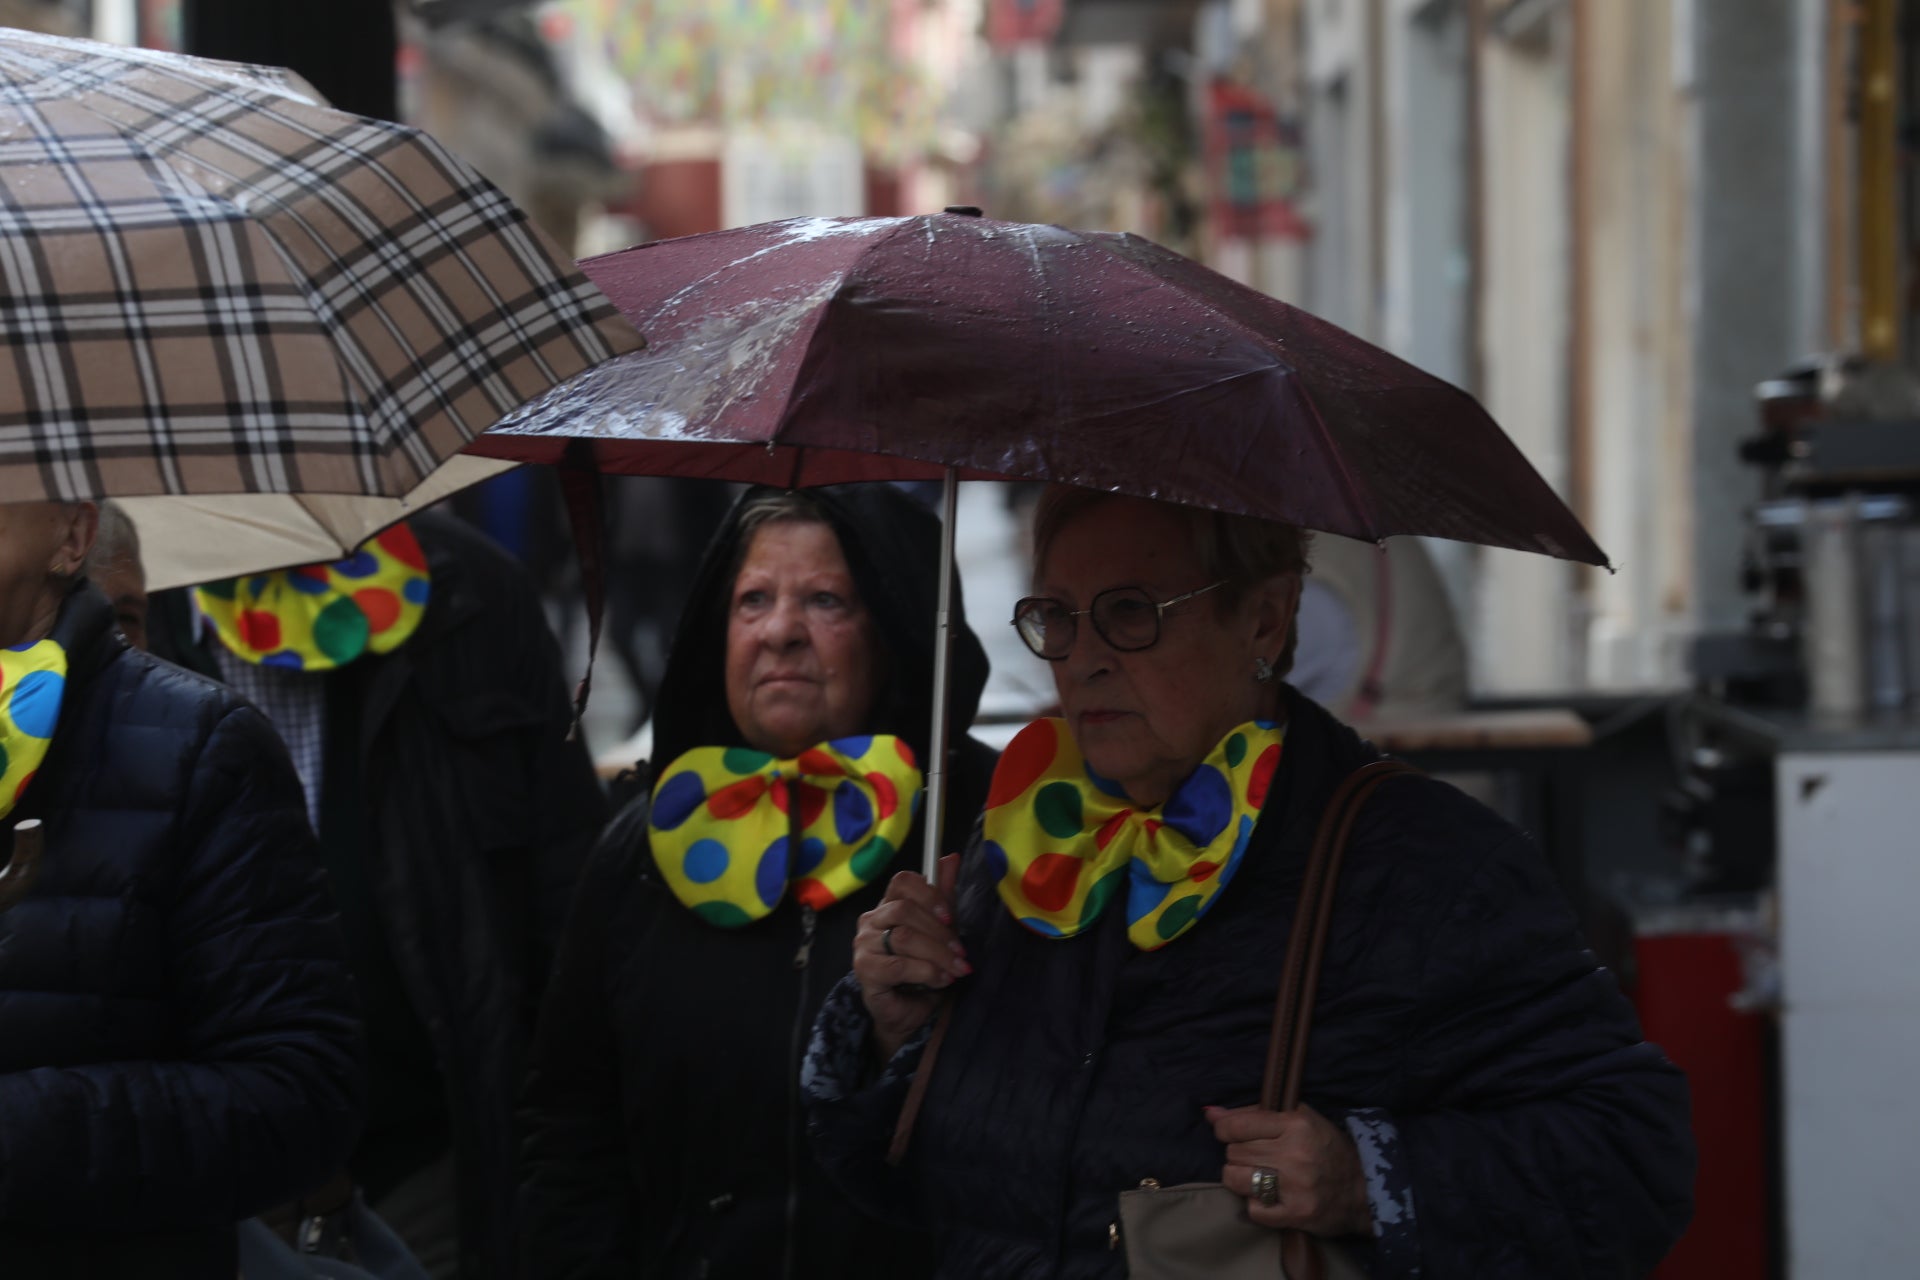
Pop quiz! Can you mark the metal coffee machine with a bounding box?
[1698,357,1920,715]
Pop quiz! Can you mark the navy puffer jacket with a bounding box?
[804,687,1694,1278]
[0,585,363,1278]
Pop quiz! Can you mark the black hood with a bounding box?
[651,484,991,773]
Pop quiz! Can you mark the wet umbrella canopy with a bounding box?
[470,211,1609,869]
[473,212,1607,567]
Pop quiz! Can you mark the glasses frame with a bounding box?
[1011,580,1228,661]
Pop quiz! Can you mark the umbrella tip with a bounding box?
[942,205,984,217]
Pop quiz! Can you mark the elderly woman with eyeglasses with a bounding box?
[802,488,1694,1280]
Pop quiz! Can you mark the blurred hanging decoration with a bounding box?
[557,0,935,164]
[985,0,1065,50]
[137,0,182,50]
[1204,81,1309,242]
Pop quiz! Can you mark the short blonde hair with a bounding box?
[1030,487,1313,674]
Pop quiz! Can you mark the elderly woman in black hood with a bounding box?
[520,484,997,1278]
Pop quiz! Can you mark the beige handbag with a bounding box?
[1115,760,1420,1280]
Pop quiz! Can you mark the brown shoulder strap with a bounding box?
[1260,760,1422,1112]
[886,1000,952,1166]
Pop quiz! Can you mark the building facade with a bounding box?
[1002,0,1862,698]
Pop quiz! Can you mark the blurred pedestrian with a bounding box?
[83,499,148,650]
[520,485,998,1279]
[805,489,1694,1278]
[0,499,363,1275]
[150,511,606,1280]
[1289,534,1467,721]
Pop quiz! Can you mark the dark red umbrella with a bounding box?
[468,211,1608,871]
[470,211,1605,565]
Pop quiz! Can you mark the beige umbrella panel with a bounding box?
[115,455,515,592]
[0,28,640,583]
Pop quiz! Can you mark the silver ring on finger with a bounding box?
[882,926,896,956]
[1251,1166,1280,1208]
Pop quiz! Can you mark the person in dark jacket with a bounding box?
[520,485,998,1280]
[0,499,363,1277]
[804,488,1696,1279]
[150,510,605,1280]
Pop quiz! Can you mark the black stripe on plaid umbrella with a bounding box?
[471,210,1609,876]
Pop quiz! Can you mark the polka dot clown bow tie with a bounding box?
[0,639,65,821]
[983,718,1285,950]
[193,523,431,672]
[648,737,924,928]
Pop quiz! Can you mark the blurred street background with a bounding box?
[11,2,1920,1276]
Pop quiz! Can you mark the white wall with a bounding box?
[1473,16,1578,694]
[92,0,135,44]
[1380,0,1479,633]
[1303,0,1378,340]
[1382,1,1470,385]
[1301,0,1582,694]
[1581,0,1695,690]
[721,126,866,227]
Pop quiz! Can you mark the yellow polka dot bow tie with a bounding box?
[193,523,430,672]
[983,718,1285,950]
[648,737,924,927]
[0,638,66,821]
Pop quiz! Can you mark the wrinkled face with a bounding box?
[1035,497,1297,807]
[724,520,881,758]
[0,502,94,649]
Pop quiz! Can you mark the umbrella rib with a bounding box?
[1060,362,1284,424]
[1085,237,1385,534]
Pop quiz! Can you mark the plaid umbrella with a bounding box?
[0,29,641,589]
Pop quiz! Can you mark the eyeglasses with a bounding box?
[1011,581,1227,661]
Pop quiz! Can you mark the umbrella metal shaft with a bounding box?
[923,467,959,879]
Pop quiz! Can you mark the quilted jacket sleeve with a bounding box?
[0,704,364,1228]
[1365,827,1696,1279]
[800,972,938,1228]
[801,822,993,1229]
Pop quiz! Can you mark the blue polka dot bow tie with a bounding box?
[0,637,66,821]
[647,737,924,927]
[981,719,1286,949]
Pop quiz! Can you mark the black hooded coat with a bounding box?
[149,512,607,1279]
[520,484,999,1279]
